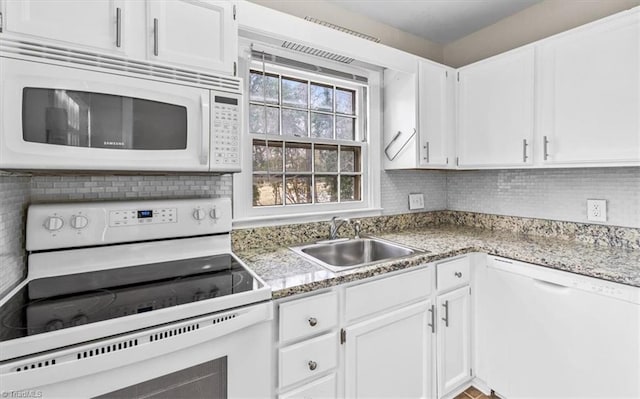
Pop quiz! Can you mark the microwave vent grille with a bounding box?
[0,38,241,92]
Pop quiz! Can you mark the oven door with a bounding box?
[0,57,211,171]
[0,302,273,399]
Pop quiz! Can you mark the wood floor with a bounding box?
[454,386,499,399]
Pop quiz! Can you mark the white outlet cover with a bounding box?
[587,199,607,222]
[408,193,425,210]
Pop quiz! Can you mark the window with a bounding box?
[248,68,365,208]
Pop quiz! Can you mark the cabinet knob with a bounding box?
[455,272,463,278]
[308,360,318,371]
[308,317,318,327]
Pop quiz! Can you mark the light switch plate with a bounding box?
[587,199,607,222]
[408,193,425,210]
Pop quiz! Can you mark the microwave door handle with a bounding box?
[200,95,209,166]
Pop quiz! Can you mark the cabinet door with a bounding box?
[148,0,237,75]
[436,286,471,397]
[383,68,418,169]
[344,301,434,399]
[457,48,534,167]
[4,0,125,53]
[418,61,453,168]
[539,10,640,164]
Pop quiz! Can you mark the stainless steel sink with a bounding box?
[290,238,424,272]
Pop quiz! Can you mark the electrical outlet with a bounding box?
[408,193,425,210]
[587,199,607,222]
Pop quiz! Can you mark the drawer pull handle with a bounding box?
[454,272,463,278]
[308,317,318,327]
[308,360,318,371]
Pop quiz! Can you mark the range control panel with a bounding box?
[26,198,232,251]
[211,92,241,172]
[109,208,177,227]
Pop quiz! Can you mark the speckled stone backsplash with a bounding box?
[231,211,443,251]
[232,211,640,251]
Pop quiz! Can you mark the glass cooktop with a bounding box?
[0,254,262,342]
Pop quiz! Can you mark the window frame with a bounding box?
[233,42,382,227]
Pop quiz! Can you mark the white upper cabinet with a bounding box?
[1,0,238,76]
[3,0,126,53]
[538,9,640,165]
[457,47,535,168]
[419,61,454,168]
[147,0,237,75]
[383,61,453,170]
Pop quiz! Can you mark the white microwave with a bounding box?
[0,56,242,172]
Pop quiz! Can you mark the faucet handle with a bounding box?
[353,220,361,239]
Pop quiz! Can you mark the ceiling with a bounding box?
[325,0,543,44]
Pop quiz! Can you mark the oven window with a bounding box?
[22,88,187,150]
[94,357,227,399]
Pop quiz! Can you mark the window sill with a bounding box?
[232,207,383,229]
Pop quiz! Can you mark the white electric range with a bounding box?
[0,198,273,398]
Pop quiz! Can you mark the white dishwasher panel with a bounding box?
[483,257,640,399]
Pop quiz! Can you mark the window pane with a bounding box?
[281,77,308,108]
[336,116,355,141]
[314,145,338,173]
[282,109,308,137]
[285,176,312,204]
[340,146,361,172]
[249,72,279,104]
[315,176,338,203]
[249,105,279,135]
[340,175,361,202]
[285,143,312,172]
[253,175,283,206]
[311,113,333,139]
[310,83,333,111]
[253,140,283,172]
[336,88,355,115]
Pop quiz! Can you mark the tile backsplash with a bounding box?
[380,170,447,215]
[0,173,232,296]
[446,168,640,228]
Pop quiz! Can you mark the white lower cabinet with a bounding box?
[436,286,471,397]
[344,300,434,399]
[275,259,479,399]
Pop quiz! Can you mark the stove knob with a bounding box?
[193,209,206,221]
[193,290,207,301]
[45,319,64,331]
[43,216,64,231]
[71,314,88,326]
[209,208,218,220]
[70,215,89,229]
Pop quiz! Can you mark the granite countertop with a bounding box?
[236,225,640,299]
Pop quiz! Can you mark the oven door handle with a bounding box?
[2,302,273,392]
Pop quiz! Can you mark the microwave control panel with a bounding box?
[211,93,241,172]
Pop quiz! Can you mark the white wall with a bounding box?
[442,0,640,67]
[247,0,444,63]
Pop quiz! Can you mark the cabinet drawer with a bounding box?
[345,267,433,322]
[279,291,338,343]
[279,333,338,389]
[279,373,337,399]
[437,256,470,292]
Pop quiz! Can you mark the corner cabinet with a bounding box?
[383,61,454,170]
[456,47,535,168]
[538,8,640,165]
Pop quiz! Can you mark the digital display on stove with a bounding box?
[137,210,153,218]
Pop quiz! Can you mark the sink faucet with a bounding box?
[352,220,361,239]
[329,217,350,240]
